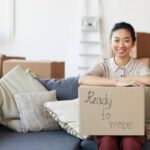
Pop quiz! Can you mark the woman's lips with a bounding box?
[117,49,126,54]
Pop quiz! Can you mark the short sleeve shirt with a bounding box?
[86,57,150,79]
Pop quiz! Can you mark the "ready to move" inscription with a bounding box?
[84,90,133,130]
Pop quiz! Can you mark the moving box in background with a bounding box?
[2,59,65,79]
[0,54,25,77]
[79,86,145,136]
[131,32,150,58]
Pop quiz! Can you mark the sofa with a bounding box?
[0,67,92,150]
[0,55,150,150]
[0,55,97,150]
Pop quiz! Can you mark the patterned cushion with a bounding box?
[14,90,60,132]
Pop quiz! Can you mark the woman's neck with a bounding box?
[114,56,130,67]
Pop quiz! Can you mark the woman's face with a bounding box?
[110,29,134,59]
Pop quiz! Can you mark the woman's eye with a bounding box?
[124,40,130,43]
[114,39,119,42]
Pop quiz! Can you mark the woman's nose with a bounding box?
[118,41,124,47]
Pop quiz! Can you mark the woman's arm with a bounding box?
[79,74,150,87]
[126,75,150,86]
[78,74,116,86]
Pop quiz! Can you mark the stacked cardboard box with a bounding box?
[2,59,65,79]
[131,32,150,67]
[0,54,25,77]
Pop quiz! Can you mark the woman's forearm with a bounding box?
[79,74,150,87]
[126,75,150,86]
[78,75,116,86]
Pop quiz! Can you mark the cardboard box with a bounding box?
[0,54,25,77]
[79,86,145,136]
[2,59,65,79]
[131,32,150,58]
[135,57,150,68]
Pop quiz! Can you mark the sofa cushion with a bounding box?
[0,65,47,132]
[80,139,98,150]
[37,76,79,100]
[14,90,60,132]
[44,98,88,139]
[142,140,150,150]
[0,125,81,150]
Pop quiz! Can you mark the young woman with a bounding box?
[79,22,150,150]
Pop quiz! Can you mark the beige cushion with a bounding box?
[44,98,88,139]
[0,65,47,131]
[14,90,60,132]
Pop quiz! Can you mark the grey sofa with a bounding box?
[1,124,150,150]
[0,76,150,150]
[0,124,81,150]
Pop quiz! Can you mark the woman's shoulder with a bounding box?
[91,58,110,68]
[89,58,111,73]
[132,58,149,68]
[131,58,150,75]
[128,58,150,75]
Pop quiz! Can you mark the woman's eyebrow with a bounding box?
[124,37,131,39]
[113,37,119,39]
[113,37,131,39]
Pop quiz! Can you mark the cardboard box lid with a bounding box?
[79,86,145,136]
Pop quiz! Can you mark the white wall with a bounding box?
[0,0,150,76]
[0,0,81,77]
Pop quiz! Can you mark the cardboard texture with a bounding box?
[2,59,65,79]
[0,54,25,78]
[135,58,150,68]
[79,86,145,136]
[131,32,150,58]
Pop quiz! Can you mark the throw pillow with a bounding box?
[44,98,89,139]
[37,76,79,100]
[0,65,47,131]
[14,90,60,132]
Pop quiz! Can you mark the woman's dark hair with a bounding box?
[110,22,136,42]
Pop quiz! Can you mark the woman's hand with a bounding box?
[116,78,145,87]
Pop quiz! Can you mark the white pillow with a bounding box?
[44,98,88,139]
[14,90,60,132]
[0,65,47,131]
